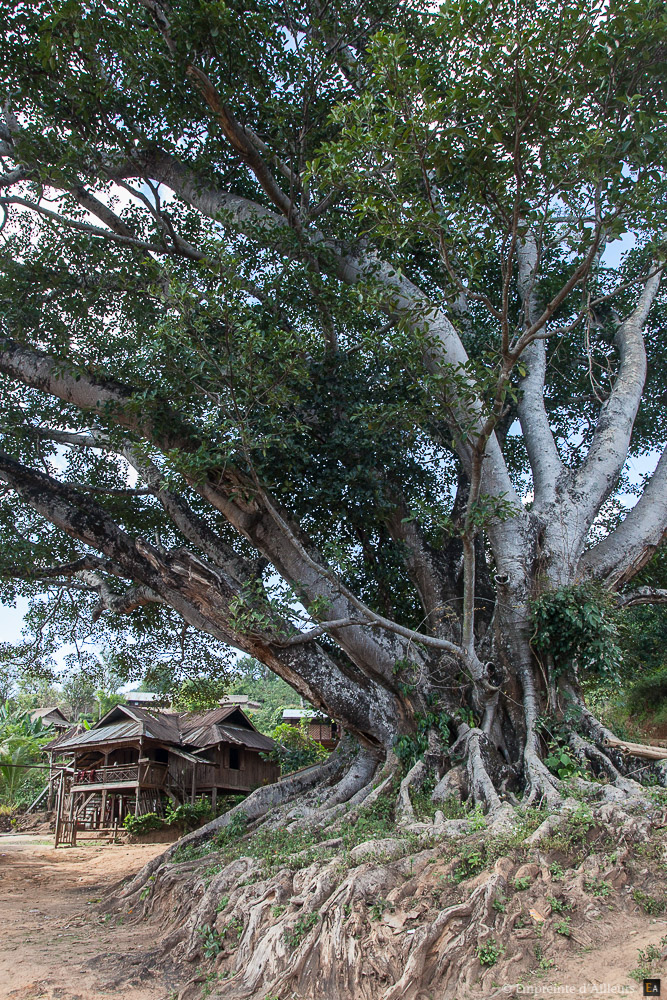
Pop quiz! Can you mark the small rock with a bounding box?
[494,857,513,878]
[515,863,539,882]
[350,838,407,862]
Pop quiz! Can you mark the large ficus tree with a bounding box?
[0,0,665,812]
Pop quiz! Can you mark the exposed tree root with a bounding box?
[101,784,667,1000]
[112,751,346,907]
[97,704,667,1000]
[396,759,427,824]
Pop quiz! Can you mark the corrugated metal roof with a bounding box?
[181,722,274,751]
[117,705,182,742]
[44,726,84,751]
[218,726,275,751]
[48,704,275,755]
[52,721,143,750]
[179,725,212,748]
[180,705,239,733]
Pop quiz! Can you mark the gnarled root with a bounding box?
[285,745,384,829]
[396,759,427,824]
[382,868,506,1000]
[110,750,346,907]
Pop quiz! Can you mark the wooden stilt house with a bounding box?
[47,703,278,846]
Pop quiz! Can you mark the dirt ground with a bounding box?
[0,833,185,1000]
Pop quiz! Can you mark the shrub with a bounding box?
[627,666,667,714]
[165,798,212,831]
[584,876,612,898]
[197,924,223,958]
[123,812,164,835]
[261,722,328,774]
[632,889,665,915]
[477,938,503,966]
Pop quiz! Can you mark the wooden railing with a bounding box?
[72,761,256,790]
[74,765,138,784]
[72,762,169,786]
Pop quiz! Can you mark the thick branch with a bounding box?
[0,450,405,747]
[0,339,436,686]
[516,235,562,508]
[573,266,661,525]
[616,587,667,608]
[580,445,667,587]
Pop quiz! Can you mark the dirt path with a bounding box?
[0,834,185,1000]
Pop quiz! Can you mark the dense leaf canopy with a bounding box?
[0,0,664,721]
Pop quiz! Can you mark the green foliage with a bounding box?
[534,945,555,971]
[197,924,224,959]
[584,876,612,898]
[543,740,587,781]
[283,912,318,949]
[123,797,213,836]
[170,787,397,872]
[409,774,438,821]
[555,916,572,937]
[546,895,571,914]
[627,667,667,714]
[0,0,664,757]
[539,804,594,859]
[452,848,485,883]
[477,938,503,967]
[531,585,622,682]
[369,898,393,921]
[394,708,451,769]
[514,876,531,891]
[165,798,212,831]
[262,721,328,774]
[212,811,249,850]
[631,889,665,915]
[226,658,301,735]
[0,702,53,807]
[140,874,156,900]
[628,937,667,981]
[170,678,228,712]
[122,812,163,835]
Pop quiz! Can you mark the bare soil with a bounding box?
[0,834,186,1000]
